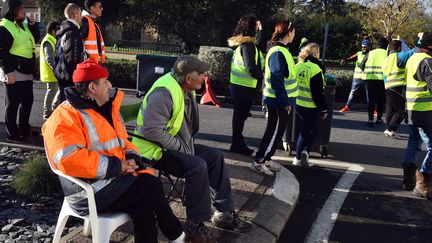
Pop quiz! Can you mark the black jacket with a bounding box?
[227,35,264,101]
[56,20,84,82]
[0,0,40,75]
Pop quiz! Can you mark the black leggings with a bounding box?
[385,87,406,132]
[100,174,183,243]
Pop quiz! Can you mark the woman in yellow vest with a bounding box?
[252,20,296,176]
[228,14,264,155]
[292,43,327,167]
[0,0,40,142]
[40,21,60,120]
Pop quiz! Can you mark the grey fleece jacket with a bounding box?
[141,87,199,155]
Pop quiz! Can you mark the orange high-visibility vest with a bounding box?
[42,90,153,180]
[83,15,105,63]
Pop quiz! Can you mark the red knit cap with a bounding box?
[72,60,109,83]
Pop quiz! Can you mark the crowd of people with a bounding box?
[2,0,432,242]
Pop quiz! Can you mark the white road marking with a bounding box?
[273,166,300,206]
[272,156,364,243]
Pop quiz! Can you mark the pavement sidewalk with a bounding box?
[0,83,300,242]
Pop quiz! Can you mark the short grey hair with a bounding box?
[64,3,81,19]
[171,70,187,84]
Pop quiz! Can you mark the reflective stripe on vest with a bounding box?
[0,19,35,59]
[364,48,388,80]
[40,34,58,82]
[132,73,185,160]
[83,16,105,63]
[264,46,298,98]
[382,52,406,89]
[230,45,264,88]
[405,52,432,111]
[295,61,325,108]
[353,51,365,79]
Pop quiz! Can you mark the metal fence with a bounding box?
[106,39,183,55]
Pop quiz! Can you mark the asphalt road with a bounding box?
[1,84,431,242]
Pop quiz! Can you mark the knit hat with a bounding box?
[72,60,108,83]
[173,56,211,76]
[416,32,432,48]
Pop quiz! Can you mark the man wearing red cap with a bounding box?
[42,60,186,243]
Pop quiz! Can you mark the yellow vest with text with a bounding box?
[405,52,432,111]
[353,51,365,79]
[132,73,184,160]
[364,48,388,80]
[382,52,406,89]
[295,60,325,108]
[39,34,58,82]
[0,19,35,59]
[263,46,298,98]
[230,45,264,88]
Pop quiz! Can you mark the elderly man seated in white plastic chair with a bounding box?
[42,60,186,243]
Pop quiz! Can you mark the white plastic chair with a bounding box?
[45,146,131,243]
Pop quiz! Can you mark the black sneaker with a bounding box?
[375,119,384,125]
[366,120,374,127]
[230,144,254,155]
[184,221,217,243]
[211,211,252,233]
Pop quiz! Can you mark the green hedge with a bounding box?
[102,59,137,89]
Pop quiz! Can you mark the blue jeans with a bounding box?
[345,78,368,107]
[403,125,432,173]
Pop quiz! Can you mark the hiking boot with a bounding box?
[184,221,217,243]
[367,120,374,127]
[401,164,416,191]
[230,144,254,155]
[250,161,274,176]
[211,211,252,233]
[265,160,282,171]
[339,106,350,113]
[412,171,432,199]
[300,151,311,167]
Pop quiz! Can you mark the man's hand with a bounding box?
[340,59,346,66]
[283,106,292,113]
[121,159,139,176]
[6,73,16,84]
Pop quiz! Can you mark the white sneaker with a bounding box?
[250,161,274,176]
[265,160,282,171]
[292,157,301,166]
[170,231,186,243]
[300,151,311,167]
[384,129,395,137]
[282,141,289,151]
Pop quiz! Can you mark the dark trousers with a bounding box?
[365,80,386,121]
[5,81,34,138]
[100,174,183,243]
[231,99,252,147]
[157,144,234,223]
[255,105,288,161]
[295,106,319,159]
[386,86,406,132]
